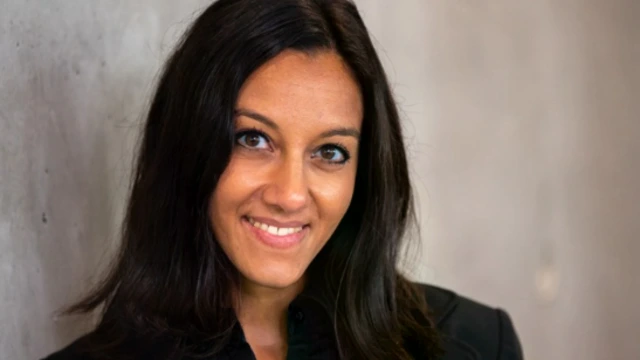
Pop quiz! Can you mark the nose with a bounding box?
[262,156,309,213]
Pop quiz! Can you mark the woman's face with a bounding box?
[209,50,363,291]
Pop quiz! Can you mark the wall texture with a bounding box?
[0,1,211,358]
[1,1,638,359]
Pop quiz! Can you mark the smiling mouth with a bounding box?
[245,216,305,236]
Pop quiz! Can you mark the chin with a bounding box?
[243,266,305,290]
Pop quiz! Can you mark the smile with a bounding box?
[247,217,304,236]
[243,216,309,250]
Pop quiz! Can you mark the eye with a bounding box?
[236,130,270,150]
[313,144,350,164]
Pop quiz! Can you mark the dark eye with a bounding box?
[313,144,350,164]
[236,130,270,150]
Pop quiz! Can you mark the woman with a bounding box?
[45,0,523,359]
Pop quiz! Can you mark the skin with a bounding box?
[209,49,363,359]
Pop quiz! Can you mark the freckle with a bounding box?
[16,42,20,47]
[45,168,49,174]
[42,213,48,224]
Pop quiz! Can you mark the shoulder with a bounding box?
[416,283,524,360]
[41,333,175,360]
[41,336,92,360]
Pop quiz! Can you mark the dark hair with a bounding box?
[67,0,441,358]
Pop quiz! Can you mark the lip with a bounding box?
[247,216,308,228]
[242,216,309,250]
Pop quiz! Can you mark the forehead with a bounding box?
[236,50,363,131]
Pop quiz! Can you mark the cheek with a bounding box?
[311,169,357,221]
[210,156,258,228]
[213,154,265,200]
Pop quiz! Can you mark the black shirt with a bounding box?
[43,284,524,360]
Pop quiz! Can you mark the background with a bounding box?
[1,0,638,359]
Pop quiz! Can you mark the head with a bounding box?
[210,49,362,292]
[72,0,432,358]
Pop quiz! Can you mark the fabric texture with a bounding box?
[42,283,524,360]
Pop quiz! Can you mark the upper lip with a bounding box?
[246,216,309,228]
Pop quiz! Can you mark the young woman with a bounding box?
[45,0,523,359]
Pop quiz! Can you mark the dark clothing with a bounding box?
[43,284,523,360]
[424,285,523,360]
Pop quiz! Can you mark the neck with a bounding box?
[235,278,305,350]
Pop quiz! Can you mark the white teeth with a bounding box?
[247,217,304,237]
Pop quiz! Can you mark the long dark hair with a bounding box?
[67,0,441,358]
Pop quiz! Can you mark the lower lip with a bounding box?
[242,217,308,250]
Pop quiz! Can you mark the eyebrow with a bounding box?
[234,108,360,140]
[235,108,279,130]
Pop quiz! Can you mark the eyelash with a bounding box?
[318,142,351,165]
[234,128,351,165]
[235,127,271,150]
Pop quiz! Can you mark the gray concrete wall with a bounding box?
[1,1,638,359]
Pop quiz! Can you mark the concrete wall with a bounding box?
[1,1,638,359]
